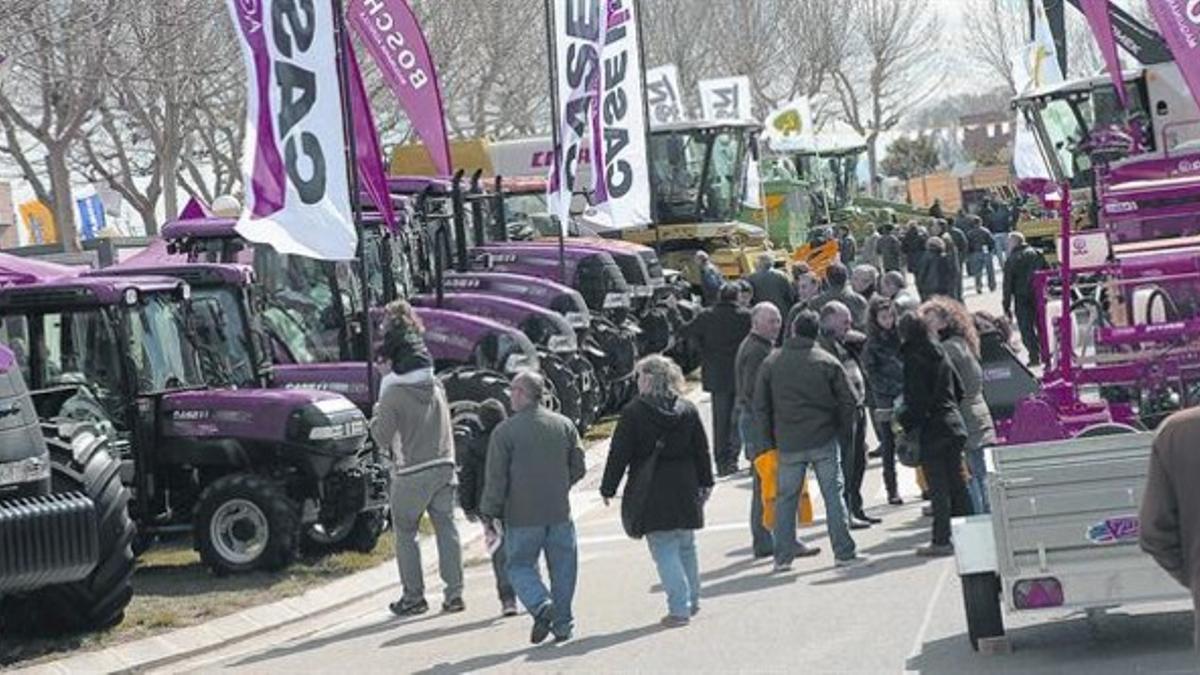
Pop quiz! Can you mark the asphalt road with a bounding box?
[161,279,1198,674]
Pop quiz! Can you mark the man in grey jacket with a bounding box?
[369,304,464,617]
[754,310,867,571]
[481,371,586,644]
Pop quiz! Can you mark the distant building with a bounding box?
[960,111,1013,166]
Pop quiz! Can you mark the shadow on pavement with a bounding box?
[906,609,1197,674]
[413,622,665,674]
[229,612,488,668]
[380,615,508,650]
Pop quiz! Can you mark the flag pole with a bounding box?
[632,0,660,254]
[543,0,566,284]
[332,0,375,406]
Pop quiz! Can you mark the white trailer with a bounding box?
[952,432,1189,651]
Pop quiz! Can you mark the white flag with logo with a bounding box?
[548,0,606,233]
[699,76,753,122]
[226,0,355,260]
[645,64,683,126]
[1011,0,1062,189]
[762,96,814,152]
[589,0,652,228]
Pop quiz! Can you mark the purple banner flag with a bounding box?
[1147,0,1200,114]
[1080,0,1129,109]
[348,0,452,177]
[345,36,398,232]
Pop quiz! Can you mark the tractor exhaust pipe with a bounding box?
[451,169,468,273]
[493,175,508,242]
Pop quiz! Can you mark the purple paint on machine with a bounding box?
[1086,515,1140,545]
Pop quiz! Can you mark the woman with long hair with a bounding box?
[920,298,997,513]
[600,355,713,627]
[863,297,904,505]
[898,312,972,557]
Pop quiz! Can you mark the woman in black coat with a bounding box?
[863,297,904,505]
[601,355,713,628]
[898,312,973,557]
[916,236,958,300]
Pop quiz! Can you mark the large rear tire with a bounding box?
[540,352,583,430]
[1,425,136,634]
[566,353,601,431]
[590,318,637,412]
[195,473,300,575]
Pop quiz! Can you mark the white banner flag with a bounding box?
[645,64,683,126]
[226,0,355,260]
[549,0,606,233]
[762,96,814,152]
[698,76,753,122]
[1011,0,1063,187]
[589,0,652,228]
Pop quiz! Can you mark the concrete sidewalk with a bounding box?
[19,429,623,675]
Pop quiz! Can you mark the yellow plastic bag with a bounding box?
[754,449,814,529]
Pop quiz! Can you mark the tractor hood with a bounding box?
[442,272,592,329]
[412,307,540,375]
[272,363,373,412]
[160,388,365,454]
[411,293,577,354]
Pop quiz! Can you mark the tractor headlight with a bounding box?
[603,292,632,309]
[632,285,654,298]
[0,454,50,487]
[309,419,366,441]
[547,333,577,354]
[565,311,590,329]
[504,353,539,373]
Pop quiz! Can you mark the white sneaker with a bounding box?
[834,555,871,569]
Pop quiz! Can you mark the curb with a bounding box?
[22,433,621,675]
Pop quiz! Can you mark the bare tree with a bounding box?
[834,0,943,195]
[77,0,236,232]
[0,0,120,249]
[962,0,1027,95]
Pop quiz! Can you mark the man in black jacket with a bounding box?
[1003,232,1048,367]
[682,283,752,476]
[754,310,867,570]
[877,224,904,273]
[965,215,996,293]
[456,400,517,616]
[811,263,868,332]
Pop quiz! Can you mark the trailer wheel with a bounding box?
[1074,423,1139,438]
[961,572,1005,651]
[2,425,136,634]
[540,352,583,430]
[195,473,300,575]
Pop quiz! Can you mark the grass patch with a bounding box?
[1,531,396,668]
[583,415,619,443]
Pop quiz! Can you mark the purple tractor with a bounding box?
[0,267,388,580]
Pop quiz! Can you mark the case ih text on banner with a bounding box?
[549,0,605,231]
[589,0,652,228]
[226,0,356,260]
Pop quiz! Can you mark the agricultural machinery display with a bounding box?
[0,267,387,582]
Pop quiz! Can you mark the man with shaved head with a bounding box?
[481,370,586,644]
[734,304,820,559]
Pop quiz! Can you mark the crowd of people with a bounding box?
[366,208,1046,643]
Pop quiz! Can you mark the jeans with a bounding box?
[739,407,773,554]
[992,233,1008,266]
[711,390,738,471]
[505,521,578,636]
[1014,300,1043,365]
[965,444,991,514]
[841,407,867,515]
[646,530,700,618]
[921,440,973,546]
[491,544,515,604]
[390,465,464,604]
[774,444,856,564]
[969,252,996,293]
